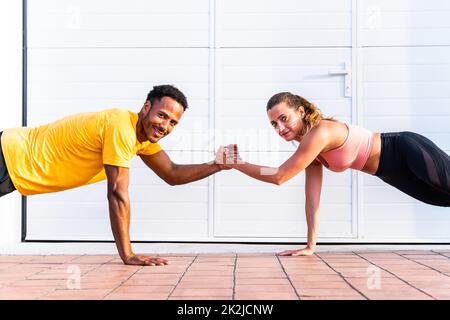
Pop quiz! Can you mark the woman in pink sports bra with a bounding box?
[217,92,450,257]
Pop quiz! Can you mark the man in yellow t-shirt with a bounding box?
[0,85,228,266]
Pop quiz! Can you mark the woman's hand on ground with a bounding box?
[277,247,315,256]
[123,254,170,266]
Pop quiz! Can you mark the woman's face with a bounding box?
[267,102,305,141]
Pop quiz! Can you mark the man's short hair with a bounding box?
[146,85,188,111]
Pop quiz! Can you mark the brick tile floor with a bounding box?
[0,250,449,300]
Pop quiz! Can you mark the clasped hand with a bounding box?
[214,144,244,169]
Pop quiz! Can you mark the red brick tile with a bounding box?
[27,273,72,280]
[235,272,286,279]
[170,288,233,297]
[188,265,234,272]
[402,255,448,260]
[169,296,232,300]
[299,287,361,296]
[423,289,450,300]
[301,296,366,300]
[293,281,351,289]
[29,256,82,264]
[103,292,169,300]
[235,278,291,285]
[10,279,68,288]
[176,282,233,289]
[0,256,42,263]
[112,285,174,294]
[40,289,112,300]
[184,270,234,277]
[394,251,435,255]
[289,275,343,282]
[124,278,180,286]
[180,276,234,284]
[136,266,188,274]
[234,292,298,300]
[365,292,433,300]
[0,286,56,300]
[69,255,116,264]
[235,284,295,293]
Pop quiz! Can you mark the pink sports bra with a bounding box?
[316,124,374,172]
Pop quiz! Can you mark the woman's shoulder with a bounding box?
[307,119,348,148]
[314,119,346,135]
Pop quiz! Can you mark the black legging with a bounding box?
[375,132,450,207]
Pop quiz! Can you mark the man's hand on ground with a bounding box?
[123,254,170,266]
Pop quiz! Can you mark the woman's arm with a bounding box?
[279,161,323,256]
[230,126,328,185]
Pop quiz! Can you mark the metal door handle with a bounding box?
[329,62,352,97]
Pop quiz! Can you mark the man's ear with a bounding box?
[143,100,152,111]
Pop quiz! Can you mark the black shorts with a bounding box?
[375,132,450,207]
[0,131,16,197]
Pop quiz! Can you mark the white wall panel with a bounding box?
[27,48,210,151]
[215,48,352,152]
[362,47,450,153]
[217,0,351,47]
[361,0,450,46]
[28,0,209,47]
[361,46,450,241]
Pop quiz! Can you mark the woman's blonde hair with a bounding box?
[266,92,332,135]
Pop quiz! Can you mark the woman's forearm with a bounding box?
[234,162,281,185]
[305,203,320,249]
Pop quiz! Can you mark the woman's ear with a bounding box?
[297,106,305,119]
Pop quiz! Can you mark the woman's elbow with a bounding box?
[274,172,288,186]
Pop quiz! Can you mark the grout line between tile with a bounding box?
[315,253,369,300]
[394,251,450,278]
[232,253,237,300]
[102,266,144,300]
[353,251,437,300]
[431,250,450,260]
[166,255,197,300]
[276,255,301,300]
[93,257,143,300]
[35,254,118,300]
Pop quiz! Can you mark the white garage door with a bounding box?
[26,0,212,241]
[360,0,450,241]
[25,0,450,242]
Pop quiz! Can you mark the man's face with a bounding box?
[139,96,184,143]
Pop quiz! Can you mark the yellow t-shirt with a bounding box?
[1,108,161,195]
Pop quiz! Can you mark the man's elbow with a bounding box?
[164,164,182,186]
[165,178,178,186]
[107,188,128,203]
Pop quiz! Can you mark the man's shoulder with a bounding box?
[103,108,131,118]
[102,108,136,125]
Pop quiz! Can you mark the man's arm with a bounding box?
[104,164,169,266]
[139,150,226,185]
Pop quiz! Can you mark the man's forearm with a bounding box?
[171,162,222,185]
[107,192,133,261]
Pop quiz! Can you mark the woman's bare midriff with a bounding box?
[361,133,381,175]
